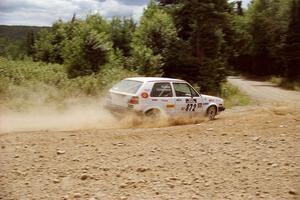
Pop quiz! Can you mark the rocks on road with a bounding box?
[0,104,299,199]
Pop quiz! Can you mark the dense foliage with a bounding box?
[157,0,232,91]
[0,25,47,60]
[283,0,300,80]
[0,57,136,109]
[130,1,177,76]
[232,0,300,81]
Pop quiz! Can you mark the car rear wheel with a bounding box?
[145,109,161,119]
[206,106,217,120]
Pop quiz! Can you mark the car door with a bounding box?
[172,82,203,114]
[149,82,176,114]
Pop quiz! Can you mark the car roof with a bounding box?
[126,77,186,83]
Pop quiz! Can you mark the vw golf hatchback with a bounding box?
[105,77,225,120]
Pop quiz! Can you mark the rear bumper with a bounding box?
[104,103,143,116]
[218,106,225,112]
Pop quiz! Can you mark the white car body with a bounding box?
[105,77,225,118]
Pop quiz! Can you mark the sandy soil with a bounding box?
[0,77,300,200]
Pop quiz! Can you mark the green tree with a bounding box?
[2,40,27,60]
[110,17,136,57]
[34,20,67,63]
[236,1,244,16]
[62,14,112,78]
[0,38,8,56]
[34,14,113,78]
[244,0,290,75]
[158,0,230,92]
[283,0,300,80]
[131,1,177,76]
[26,30,35,56]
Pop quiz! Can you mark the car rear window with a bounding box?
[112,80,143,94]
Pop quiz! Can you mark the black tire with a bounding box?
[145,109,160,119]
[206,106,217,120]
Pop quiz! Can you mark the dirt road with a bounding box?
[1,78,300,200]
[228,76,300,104]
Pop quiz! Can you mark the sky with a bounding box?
[0,0,252,26]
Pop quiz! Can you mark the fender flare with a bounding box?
[206,103,218,114]
[144,107,163,115]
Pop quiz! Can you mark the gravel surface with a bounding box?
[0,77,300,200]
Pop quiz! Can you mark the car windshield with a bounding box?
[112,80,143,94]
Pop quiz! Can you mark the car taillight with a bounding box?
[129,96,139,104]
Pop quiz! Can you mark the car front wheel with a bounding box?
[206,106,217,120]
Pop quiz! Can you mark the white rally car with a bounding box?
[105,77,225,120]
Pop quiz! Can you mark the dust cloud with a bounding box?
[0,98,206,133]
[119,112,206,129]
[0,98,119,133]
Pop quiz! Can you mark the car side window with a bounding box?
[150,83,173,97]
[173,83,192,97]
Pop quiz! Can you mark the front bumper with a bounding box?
[218,106,225,112]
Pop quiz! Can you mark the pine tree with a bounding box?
[131,0,177,76]
[158,0,230,91]
[110,17,136,57]
[236,1,244,16]
[62,14,112,78]
[26,30,35,56]
[283,0,300,80]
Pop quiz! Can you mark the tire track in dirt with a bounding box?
[0,77,300,199]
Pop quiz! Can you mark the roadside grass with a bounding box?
[221,83,251,108]
[269,76,300,91]
[0,57,136,111]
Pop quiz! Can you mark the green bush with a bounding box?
[0,57,136,110]
[221,83,251,108]
[269,76,300,91]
